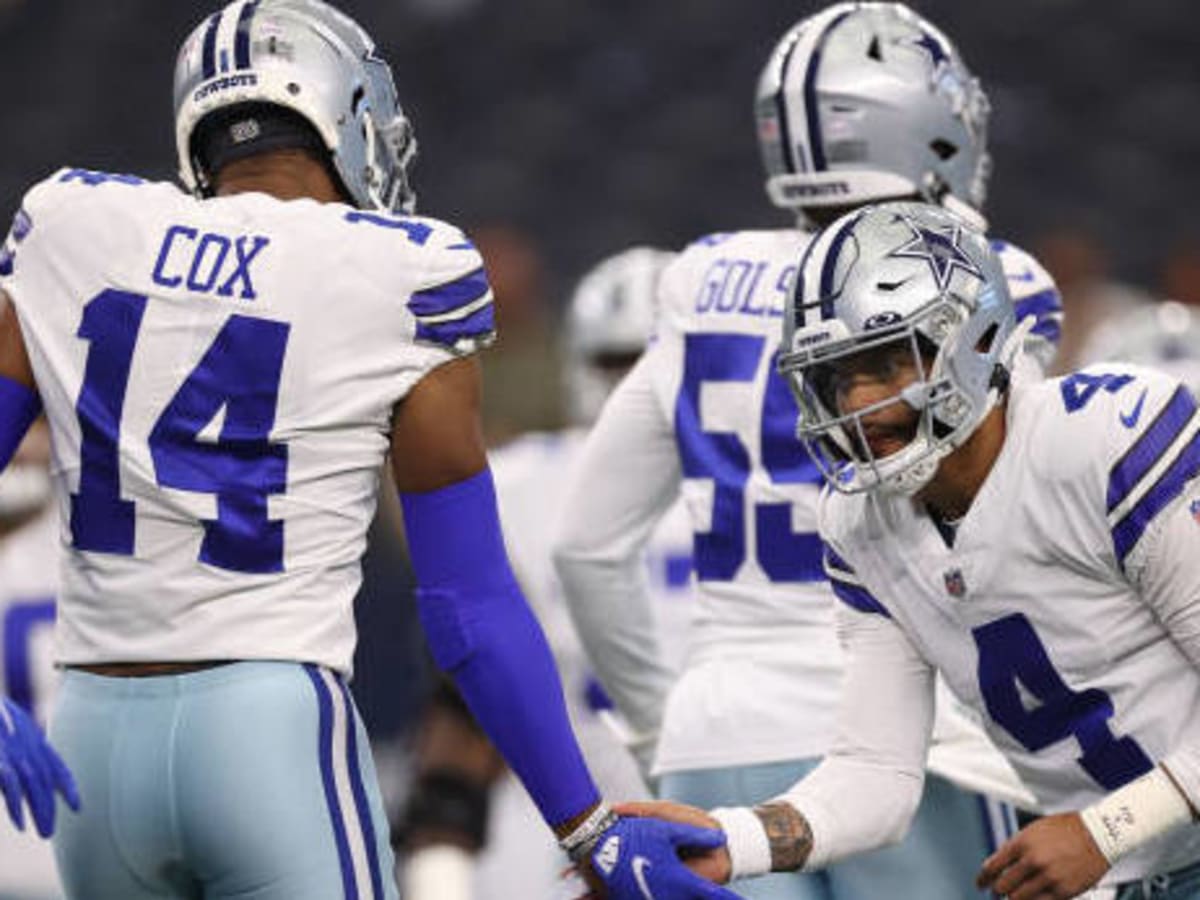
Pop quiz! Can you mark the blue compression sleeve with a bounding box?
[399,469,600,826]
[0,375,39,471]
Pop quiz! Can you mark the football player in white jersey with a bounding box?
[0,420,77,898]
[0,2,732,898]
[555,4,1053,898]
[624,201,1200,899]
[1081,301,1200,397]
[402,246,696,900]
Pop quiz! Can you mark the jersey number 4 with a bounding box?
[70,288,289,573]
[974,613,1153,790]
[675,333,822,582]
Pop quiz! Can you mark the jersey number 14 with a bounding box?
[70,288,289,573]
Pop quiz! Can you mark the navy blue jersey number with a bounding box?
[974,613,1153,790]
[674,333,822,583]
[70,289,290,573]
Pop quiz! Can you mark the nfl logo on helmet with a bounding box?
[944,568,967,597]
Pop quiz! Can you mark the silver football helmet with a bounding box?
[174,0,416,212]
[1082,300,1200,396]
[756,2,991,227]
[778,201,1019,495]
[565,246,673,424]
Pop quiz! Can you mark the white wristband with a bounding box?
[710,806,773,880]
[403,845,474,900]
[1079,767,1192,864]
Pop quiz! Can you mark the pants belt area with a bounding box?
[69,661,235,677]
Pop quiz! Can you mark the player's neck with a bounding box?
[213,150,346,204]
[918,403,1007,522]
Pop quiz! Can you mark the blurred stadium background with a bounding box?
[1,0,1197,739]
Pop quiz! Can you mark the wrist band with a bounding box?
[711,806,773,879]
[1079,766,1192,864]
[558,803,618,862]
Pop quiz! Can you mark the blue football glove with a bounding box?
[589,816,742,899]
[0,697,80,837]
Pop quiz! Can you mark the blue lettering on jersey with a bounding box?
[974,613,1153,790]
[152,225,270,300]
[57,169,144,187]
[694,258,792,319]
[675,333,823,582]
[344,210,432,245]
[71,288,291,573]
[0,208,33,277]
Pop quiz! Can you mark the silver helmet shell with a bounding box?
[565,246,673,424]
[174,0,416,212]
[778,201,1017,496]
[756,2,991,226]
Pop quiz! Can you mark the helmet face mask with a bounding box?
[779,201,1016,496]
[174,0,417,213]
[756,2,991,227]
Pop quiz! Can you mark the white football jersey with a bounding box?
[643,228,1054,785]
[820,365,1200,883]
[0,507,61,897]
[0,168,494,674]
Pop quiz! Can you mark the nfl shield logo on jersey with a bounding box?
[944,568,967,597]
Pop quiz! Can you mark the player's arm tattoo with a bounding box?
[752,802,813,872]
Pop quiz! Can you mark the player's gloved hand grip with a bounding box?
[0,697,80,837]
[588,816,742,899]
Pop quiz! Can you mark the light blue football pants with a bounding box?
[660,758,1017,900]
[49,662,398,900]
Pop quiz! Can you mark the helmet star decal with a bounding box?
[906,30,950,69]
[887,215,982,292]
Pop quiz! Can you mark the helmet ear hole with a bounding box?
[930,139,958,161]
[867,35,883,61]
[975,323,999,354]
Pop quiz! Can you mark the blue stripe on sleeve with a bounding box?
[1111,430,1200,566]
[415,300,495,347]
[304,665,357,899]
[408,267,489,319]
[829,575,891,617]
[336,677,384,900]
[1107,386,1197,512]
[1030,318,1062,343]
[1013,288,1062,321]
[0,247,12,277]
[823,544,853,576]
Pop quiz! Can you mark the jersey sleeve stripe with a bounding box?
[1029,316,1062,343]
[1110,429,1200,566]
[829,576,891,617]
[822,544,860,583]
[1107,386,1197,513]
[414,301,496,348]
[1013,288,1062,320]
[408,267,489,318]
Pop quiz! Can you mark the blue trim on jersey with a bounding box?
[802,10,853,172]
[10,208,31,243]
[304,665,358,900]
[201,12,222,80]
[335,676,384,900]
[1030,318,1062,343]
[408,267,489,318]
[414,302,495,348]
[234,0,261,70]
[822,544,854,577]
[1013,288,1062,320]
[1112,429,1200,566]
[829,576,890,617]
[0,248,12,277]
[1107,386,1197,512]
